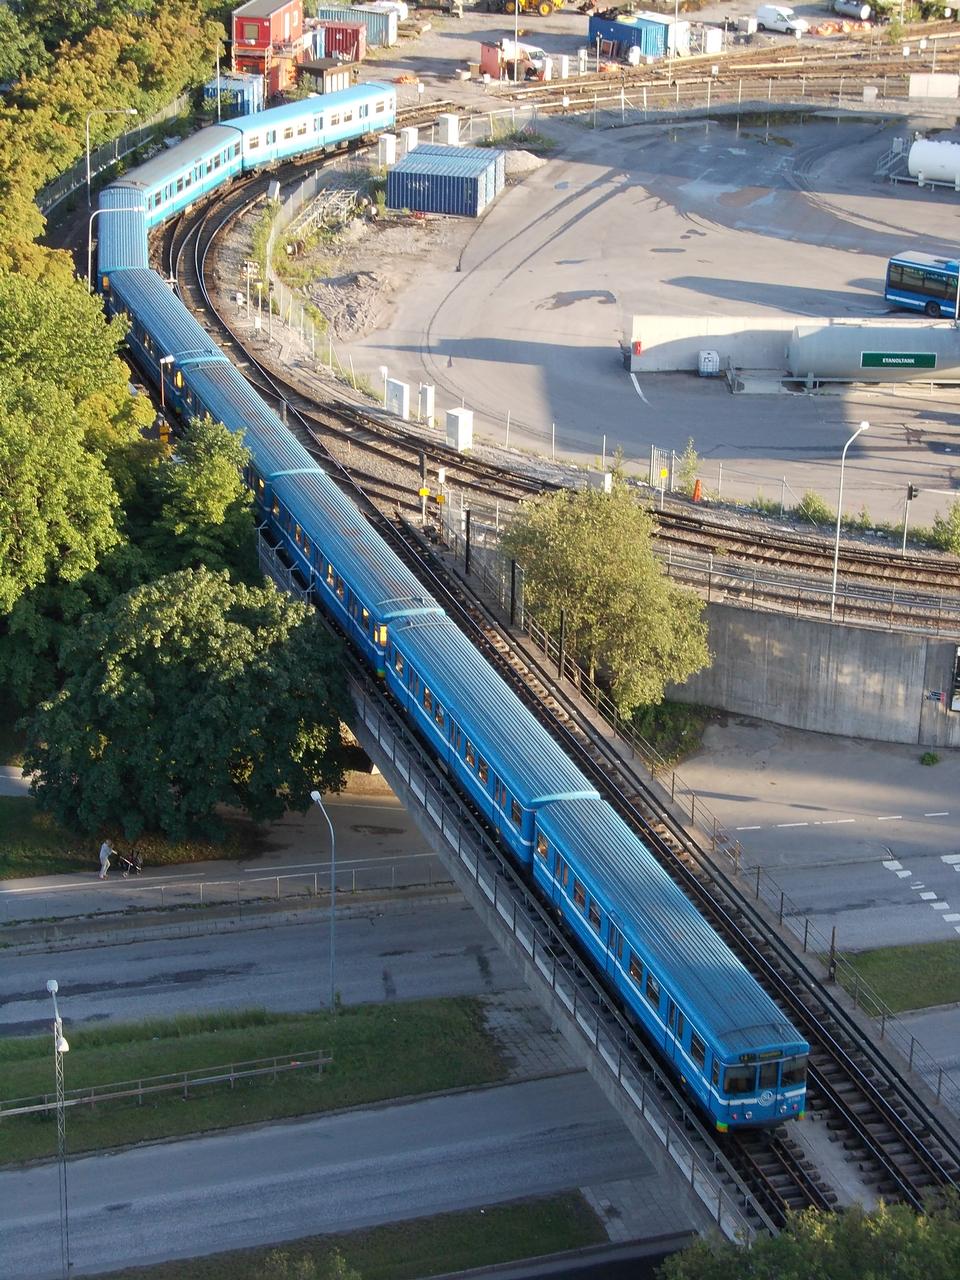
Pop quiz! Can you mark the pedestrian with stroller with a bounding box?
[98,839,114,880]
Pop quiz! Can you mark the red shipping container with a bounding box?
[317,20,366,62]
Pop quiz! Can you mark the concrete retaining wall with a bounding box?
[627,315,808,373]
[668,603,960,746]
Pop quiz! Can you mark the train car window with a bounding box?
[465,740,475,767]
[297,122,307,136]
[712,1060,721,1086]
[326,563,334,586]
[781,1055,807,1086]
[176,177,184,193]
[478,757,488,784]
[294,524,302,545]
[536,833,548,860]
[233,144,240,158]
[267,130,277,143]
[676,1010,685,1039]
[394,651,403,676]
[691,1033,706,1069]
[303,536,311,558]
[434,703,444,728]
[628,952,642,983]
[361,607,370,630]
[609,926,623,960]
[511,799,522,827]
[335,576,344,600]
[376,101,386,113]
[759,1063,778,1089]
[423,687,432,713]
[573,880,585,910]
[313,116,323,131]
[723,1065,756,1096]
[645,972,660,1008]
[284,127,294,140]
[330,113,340,126]
[248,135,260,150]
[376,624,387,645]
[410,673,420,699]
[214,153,221,168]
[343,110,353,123]
[588,900,601,932]
[185,173,192,188]
[272,499,280,517]
[360,105,369,119]
[557,859,569,888]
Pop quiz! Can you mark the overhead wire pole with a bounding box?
[46,980,70,1280]
[310,791,337,1011]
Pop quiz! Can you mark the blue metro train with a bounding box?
[96,84,808,1130]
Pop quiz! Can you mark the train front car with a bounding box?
[108,125,244,229]
[232,83,398,170]
[532,795,808,1131]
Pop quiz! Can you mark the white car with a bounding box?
[756,4,811,32]
[833,0,872,16]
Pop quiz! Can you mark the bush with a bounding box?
[675,438,700,498]
[920,751,940,766]
[931,499,960,555]
[795,491,833,527]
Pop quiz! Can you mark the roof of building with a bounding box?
[233,0,299,18]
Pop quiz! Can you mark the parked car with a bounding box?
[756,4,810,31]
[833,0,872,17]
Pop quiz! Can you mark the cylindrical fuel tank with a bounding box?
[908,138,960,185]
[788,324,960,381]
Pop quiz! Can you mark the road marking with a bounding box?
[932,902,950,911]
[911,882,925,889]
[735,825,762,831]
[919,891,937,900]
[944,914,960,923]
[876,815,902,822]
[775,822,809,828]
[882,859,903,870]
[942,853,960,864]
[629,373,649,404]
[927,813,951,819]
[895,870,912,878]
[832,818,856,824]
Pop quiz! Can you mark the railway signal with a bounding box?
[902,483,920,555]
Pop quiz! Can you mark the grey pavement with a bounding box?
[0,766,30,797]
[0,1074,676,1280]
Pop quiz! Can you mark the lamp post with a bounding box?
[256,280,264,331]
[87,205,146,290]
[86,107,138,208]
[46,980,70,1280]
[310,791,337,1012]
[379,364,389,407]
[830,421,869,620]
[158,354,175,415]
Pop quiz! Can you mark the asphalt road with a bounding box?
[0,900,516,1036]
[0,1074,653,1280]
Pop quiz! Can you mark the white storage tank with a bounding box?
[698,349,721,377]
[908,138,960,187]
[788,323,960,382]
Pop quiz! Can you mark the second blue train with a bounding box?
[96,82,809,1131]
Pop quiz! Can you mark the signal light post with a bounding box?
[902,483,919,556]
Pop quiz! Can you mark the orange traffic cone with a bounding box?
[692,478,702,503]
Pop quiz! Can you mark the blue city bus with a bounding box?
[885,250,960,318]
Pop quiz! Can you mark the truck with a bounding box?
[477,0,566,16]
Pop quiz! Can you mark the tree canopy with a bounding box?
[660,1197,960,1280]
[24,569,349,841]
[500,479,709,714]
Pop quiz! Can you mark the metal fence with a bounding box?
[433,506,960,1118]
[37,93,191,214]
[1,1050,329,1119]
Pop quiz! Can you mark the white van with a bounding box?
[755,4,810,32]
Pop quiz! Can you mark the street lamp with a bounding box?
[310,790,337,1012]
[158,355,175,415]
[830,421,869,620]
[86,107,138,208]
[379,364,389,407]
[86,205,146,290]
[46,980,70,1280]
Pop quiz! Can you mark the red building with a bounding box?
[232,0,306,98]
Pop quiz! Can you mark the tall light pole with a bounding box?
[830,421,869,620]
[46,980,70,1280]
[379,364,389,407]
[310,790,337,1012]
[87,205,146,290]
[86,107,138,208]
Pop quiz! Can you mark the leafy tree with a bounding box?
[675,437,700,498]
[0,9,48,82]
[660,1196,960,1280]
[141,416,258,579]
[931,498,960,555]
[24,569,349,840]
[501,480,709,714]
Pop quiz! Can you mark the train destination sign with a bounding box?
[860,351,937,369]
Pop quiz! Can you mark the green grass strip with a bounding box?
[0,1000,507,1164]
[839,940,960,1013]
[91,1193,606,1279]
[0,796,261,879]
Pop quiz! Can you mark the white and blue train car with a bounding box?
[96,85,810,1132]
[231,83,396,167]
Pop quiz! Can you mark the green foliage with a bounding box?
[477,127,556,155]
[0,8,48,81]
[795,490,833,527]
[675,437,700,498]
[931,498,960,555]
[252,199,280,280]
[502,480,710,714]
[630,701,713,765]
[920,750,940,766]
[264,1250,360,1280]
[23,568,349,840]
[836,939,960,1013]
[660,1196,960,1280]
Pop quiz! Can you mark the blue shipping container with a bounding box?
[588,14,667,59]
[387,145,504,217]
[313,5,397,46]
[202,72,264,117]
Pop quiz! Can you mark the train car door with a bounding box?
[666,998,684,1064]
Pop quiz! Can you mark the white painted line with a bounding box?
[735,825,762,831]
[876,815,902,822]
[927,813,951,819]
[931,902,950,911]
[942,853,960,864]
[911,883,925,889]
[919,891,938,900]
[629,373,650,405]
[882,859,903,871]
[775,822,809,828]
[943,914,960,923]
[832,818,856,825]
[896,870,912,879]
[955,925,960,934]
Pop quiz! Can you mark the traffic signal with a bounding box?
[907,484,920,501]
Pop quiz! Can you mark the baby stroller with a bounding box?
[117,848,143,879]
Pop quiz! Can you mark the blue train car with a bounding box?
[231,83,396,168]
[96,186,149,281]
[112,126,243,229]
[533,797,807,1128]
